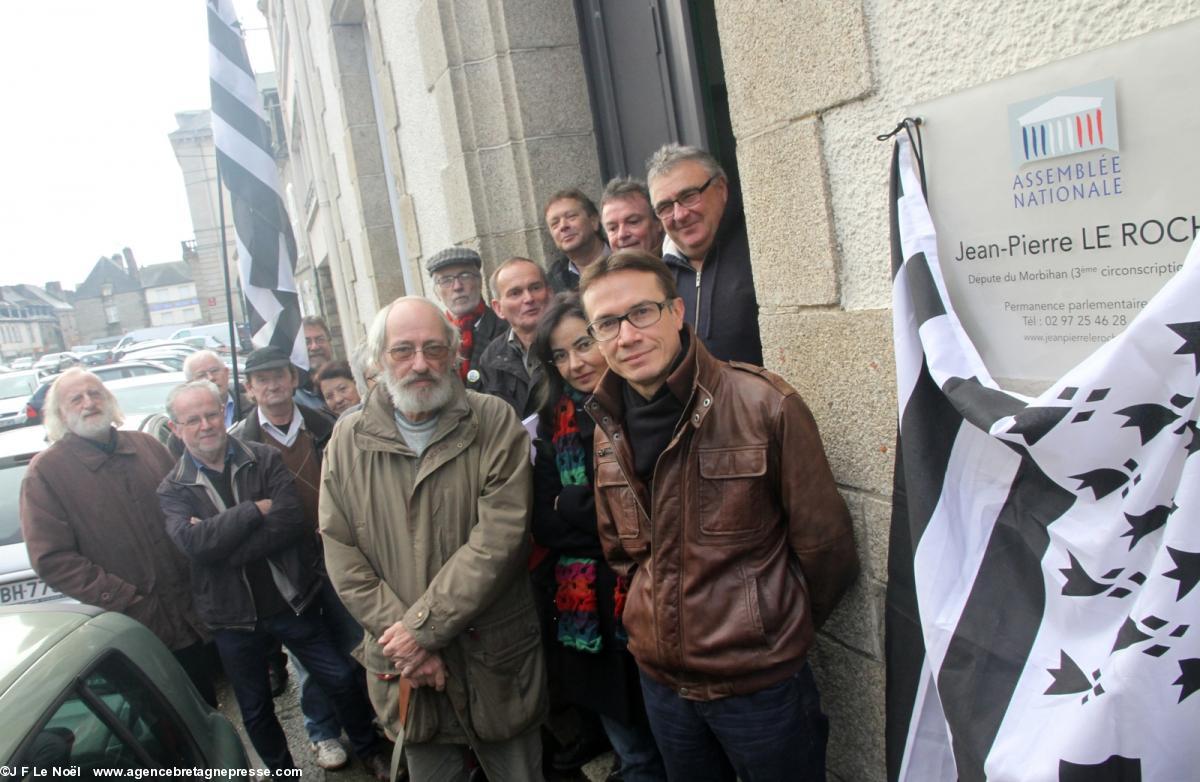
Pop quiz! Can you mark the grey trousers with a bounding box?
[404,727,543,782]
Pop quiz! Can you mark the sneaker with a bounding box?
[311,738,349,770]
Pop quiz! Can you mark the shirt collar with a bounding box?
[259,403,305,447]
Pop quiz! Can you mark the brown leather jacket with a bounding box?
[585,328,858,699]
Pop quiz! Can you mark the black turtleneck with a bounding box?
[621,329,690,484]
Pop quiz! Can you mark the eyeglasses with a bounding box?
[177,410,224,428]
[386,342,452,362]
[586,300,673,342]
[305,334,330,346]
[653,175,719,220]
[434,271,481,288]
[550,336,597,365]
[191,366,226,380]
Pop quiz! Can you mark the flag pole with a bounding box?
[216,161,242,421]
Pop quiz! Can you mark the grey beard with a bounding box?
[383,368,454,418]
[67,409,115,441]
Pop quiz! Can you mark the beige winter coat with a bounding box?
[319,382,547,745]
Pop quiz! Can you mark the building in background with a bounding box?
[253,2,1200,778]
[0,284,74,361]
[72,252,149,343]
[139,262,201,327]
[169,110,245,328]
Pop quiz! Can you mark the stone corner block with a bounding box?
[740,119,839,308]
[714,0,872,137]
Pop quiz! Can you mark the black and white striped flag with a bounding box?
[886,132,1200,781]
[207,0,305,367]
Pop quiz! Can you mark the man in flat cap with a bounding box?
[426,246,506,391]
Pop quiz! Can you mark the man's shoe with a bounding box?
[362,751,397,781]
[311,738,349,770]
[551,735,610,772]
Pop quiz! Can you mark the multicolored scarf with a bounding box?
[552,387,602,652]
[448,300,487,382]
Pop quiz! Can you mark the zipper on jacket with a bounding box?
[694,268,702,336]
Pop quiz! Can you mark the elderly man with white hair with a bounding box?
[182,349,250,427]
[19,368,216,704]
[320,296,548,781]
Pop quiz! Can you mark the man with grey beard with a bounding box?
[19,369,216,705]
[320,296,548,781]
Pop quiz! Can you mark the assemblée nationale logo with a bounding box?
[1008,79,1123,210]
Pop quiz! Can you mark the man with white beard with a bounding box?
[320,296,548,781]
[19,369,217,705]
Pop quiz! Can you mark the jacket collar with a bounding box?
[243,402,334,446]
[58,429,136,472]
[170,435,258,486]
[589,324,721,433]
[352,374,473,457]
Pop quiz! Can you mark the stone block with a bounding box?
[416,0,449,90]
[363,224,406,303]
[820,573,885,660]
[462,59,510,148]
[397,193,424,268]
[441,156,480,244]
[447,0,495,62]
[713,0,871,138]
[331,23,369,75]
[497,0,580,49]
[433,71,467,151]
[738,119,839,308]
[345,123,385,178]
[760,308,895,495]
[809,639,886,782]
[480,228,545,274]
[339,73,376,129]
[357,173,391,230]
[860,494,893,582]
[476,145,525,234]
[523,134,603,220]
[506,48,594,138]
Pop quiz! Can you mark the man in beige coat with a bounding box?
[319,296,547,782]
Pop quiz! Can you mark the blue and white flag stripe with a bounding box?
[207,0,306,368]
[886,131,1200,781]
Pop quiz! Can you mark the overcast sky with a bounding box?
[0,0,271,290]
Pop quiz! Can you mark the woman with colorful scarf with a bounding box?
[532,293,666,782]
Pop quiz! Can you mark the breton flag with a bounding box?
[885,132,1200,781]
[206,0,306,367]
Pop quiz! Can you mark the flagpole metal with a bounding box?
[215,161,242,422]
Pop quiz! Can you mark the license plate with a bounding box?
[0,577,62,606]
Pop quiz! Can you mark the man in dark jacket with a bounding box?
[545,189,609,292]
[426,246,506,390]
[230,345,374,772]
[158,380,389,778]
[478,257,551,419]
[580,251,858,781]
[647,143,763,366]
[19,369,217,706]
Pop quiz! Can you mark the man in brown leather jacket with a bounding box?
[579,250,859,781]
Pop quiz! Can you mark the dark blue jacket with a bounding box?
[157,437,321,630]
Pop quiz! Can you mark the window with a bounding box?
[105,306,119,325]
[13,653,199,775]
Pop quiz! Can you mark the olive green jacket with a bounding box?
[319,382,546,745]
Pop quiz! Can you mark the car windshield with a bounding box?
[0,373,39,400]
[110,381,179,417]
[0,461,29,546]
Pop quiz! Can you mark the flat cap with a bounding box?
[426,246,482,274]
[243,345,293,374]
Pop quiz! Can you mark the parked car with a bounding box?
[103,372,187,429]
[10,357,34,371]
[78,349,113,367]
[0,425,62,607]
[32,353,81,373]
[21,362,174,429]
[0,604,249,773]
[0,371,44,432]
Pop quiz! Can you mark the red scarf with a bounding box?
[448,300,487,381]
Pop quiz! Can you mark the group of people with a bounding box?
[18,142,859,782]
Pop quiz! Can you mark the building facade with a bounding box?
[139,262,202,327]
[256,2,1200,778]
[73,254,150,344]
[0,285,73,362]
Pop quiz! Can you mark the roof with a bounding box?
[0,606,101,698]
[12,285,72,312]
[75,257,141,299]
[139,262,193,289]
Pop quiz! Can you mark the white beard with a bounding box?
[383,368,455,418]
[67,407,115,441]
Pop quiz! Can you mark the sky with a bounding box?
[0,0,272,291]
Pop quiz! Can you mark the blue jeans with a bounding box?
[599,713,667,782]
[292,580,366,742]
[638,664,828,782]
[213,606,380,771]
